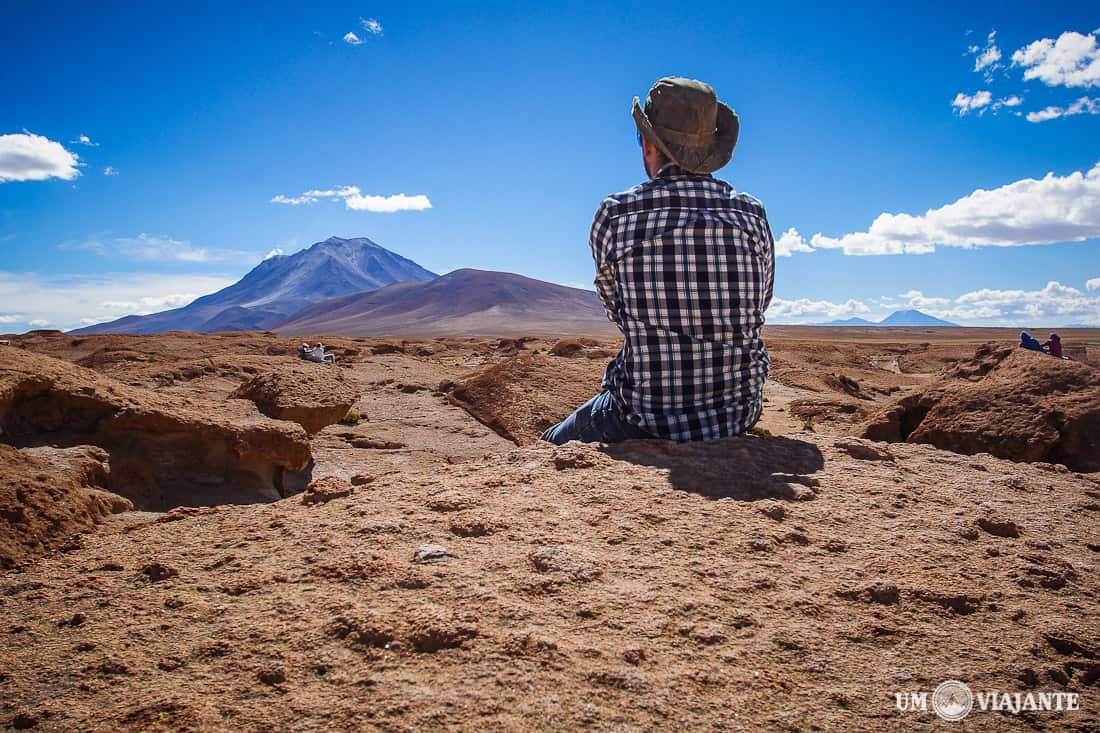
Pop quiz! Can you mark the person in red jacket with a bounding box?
[1042,333,1062,358]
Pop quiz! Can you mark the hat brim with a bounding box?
[632,96,739,175]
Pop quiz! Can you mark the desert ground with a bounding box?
[1,326,1098,731]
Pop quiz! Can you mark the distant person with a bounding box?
[300,342,335,364]
[1042,333,1062,358]
[542,77,773,445]
[1019,331,1043,352]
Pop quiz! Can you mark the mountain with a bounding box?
[818,317,877,326]
[811,310,958,327]
[876,309,959,327]
[73,237,437,334]
[277,269,617,337]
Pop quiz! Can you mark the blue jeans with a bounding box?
[540,391,655,445]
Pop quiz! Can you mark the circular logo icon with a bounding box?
[932,680,973,721]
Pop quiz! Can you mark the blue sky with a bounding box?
[2,0,1099,330]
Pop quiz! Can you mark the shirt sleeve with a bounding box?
[760,216,776,313]
[589,199,622,327]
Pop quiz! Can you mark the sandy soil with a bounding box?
[0,328,1097,731]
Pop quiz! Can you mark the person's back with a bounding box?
[1042,333,1063,358]
[543,77,772,445]
[593,167,772,440]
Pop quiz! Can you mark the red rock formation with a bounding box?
[863,345,1100,471]
[447,353,605,444]
[230,364,360,434]
[0,444,131,568]
[0,348,312,511]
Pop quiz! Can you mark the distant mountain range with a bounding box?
[278,269,616,337]
[73,237,436,335]
[818,309,959,327]
[73,236,613,338]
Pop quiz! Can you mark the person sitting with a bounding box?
[1041,333,1062,358]
[541,77,772,445]
[1019,331,1043,352]
[299,342,336,364]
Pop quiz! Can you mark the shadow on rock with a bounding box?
[602,435,825,501]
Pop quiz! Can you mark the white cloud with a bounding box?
[0,314,23,324]
[1026,96,1100,122]
[103,166,118,176]
[931,281,1100,325]
[774,227,815,256]
[27,319,49,328]
[1012,30,1100,89]
[263,248,284,260]
[343,31,364,46]
[952,91,1023,117]
[270,193,317,205]
[968,31,1003,81]
[951,90,992,115]
[63,233,262,264]
[0,272,236,332]
[0,132,81,183]
[768,297,871,324]
[343,191,432,212]
[768,279,1100,327]
[111,234,216,263]
[272,186,432,213]
[360,18,383,35]
[71,134,99,147]
[898,289,950,309]
[809,161,1100,255]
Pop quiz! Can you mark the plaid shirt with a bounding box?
[591,163,774,441]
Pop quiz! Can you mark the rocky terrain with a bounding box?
[864,345,1100,471]
[0,327,1097,731]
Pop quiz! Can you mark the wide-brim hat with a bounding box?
[632,77,739,174]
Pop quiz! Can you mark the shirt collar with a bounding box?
[654,162,708,179]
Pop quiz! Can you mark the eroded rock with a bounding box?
[301,477,354,505]
[0,349,311,513]
[863,346,1100,471]
[0,444,132,568]
[230,365,359,435]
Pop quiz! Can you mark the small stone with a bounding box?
[413,544,453,563]
[748,536,772,552]
[758,501,786,521]
[257,667,286,685]
[141,562,178,582]
[58,612,86,627]
[976,510,1021,538]
[301,477,354,505]
[867,581,900,605]
[11,713,38,730]
[834,438,893,461]
[553,446,600,470]
[528,546,602,581]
